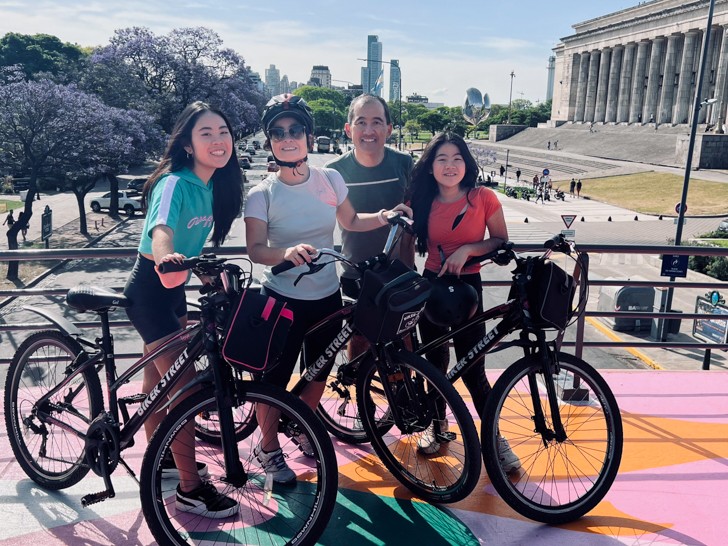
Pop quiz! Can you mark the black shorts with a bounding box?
[124,254,187,344]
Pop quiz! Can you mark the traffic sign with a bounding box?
[41,206,52,241]
[561,215,576,229]
[675,202,687,214]
[561,229,575,238]
[542,169,550,176]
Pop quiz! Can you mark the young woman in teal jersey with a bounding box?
[124,101,243,518]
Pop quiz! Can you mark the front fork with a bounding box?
[526,331,567,444]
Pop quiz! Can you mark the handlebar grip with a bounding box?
[271,260,297,275]
[544,234,564,249]
[157,258,199,274]
[463,242,514,268]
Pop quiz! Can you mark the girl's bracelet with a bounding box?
[377,209,388,226]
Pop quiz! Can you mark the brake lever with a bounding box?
[293,262,329,287]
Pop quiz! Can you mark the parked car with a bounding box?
[717,219,728,233]
[246,146,256,155]
[239,156,251,169]
[126,178,146,191]
[89,190,142,216]
[267,161,280,173]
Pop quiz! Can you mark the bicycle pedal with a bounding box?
[118,393,147,404]
[436,431,457,443]
[81,489,115,507]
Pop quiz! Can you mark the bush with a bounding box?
[1,176,13,194]
[707,257,728,280]
[697,230,728,239]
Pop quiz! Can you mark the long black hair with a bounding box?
[407,132,479,256]
[142,101,243,247]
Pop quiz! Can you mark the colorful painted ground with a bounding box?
[0,370,726,546]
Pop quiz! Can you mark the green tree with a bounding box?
[402,103,428,123]
[0,32,88,79]
[417,110,447,135]
[308,99,345,135]
[404,120,421,141]
[293,86,346,110]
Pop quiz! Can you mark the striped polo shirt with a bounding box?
[138,168,214,258]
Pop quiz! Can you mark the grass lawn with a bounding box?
[699,239,728,248]
[0,199,24,213]
[581,172,728,216]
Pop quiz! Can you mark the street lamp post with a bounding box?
[507,70,516,124]
[358,58,403,150]
[659,0,716,342]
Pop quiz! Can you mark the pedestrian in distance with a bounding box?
[649,114,655,124]
[534,184,544,204]
[245,94,410,483]
[570,178,576,197]
[532,174,539,190]
[123,101,244,518]
[21,220,28,240]
[403,132,520,471]
[326,94,415,361]
[515,169,521,184]
[547,141,551,150]
[577,179,582,198]
[499,164,505,178]
[589,122,594,133]
[3,209,15,231]
[553,140,558,150]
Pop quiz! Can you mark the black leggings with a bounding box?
[259,286,343,389]
[418,269,491,418]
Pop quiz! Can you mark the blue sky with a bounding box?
[1,0,641,106]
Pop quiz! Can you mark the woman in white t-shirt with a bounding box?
[244,94,409,483]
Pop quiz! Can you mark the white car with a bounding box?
[89,190,142,216]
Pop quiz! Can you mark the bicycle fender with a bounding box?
[23,305,82,337]
[158,368,214,413]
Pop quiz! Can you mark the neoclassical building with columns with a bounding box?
[550,0,728,128]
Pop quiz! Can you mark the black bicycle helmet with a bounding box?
[424,277,479,328]
[261,94,314,136]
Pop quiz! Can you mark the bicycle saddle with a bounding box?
[66,285,131,312]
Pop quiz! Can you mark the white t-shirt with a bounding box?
[244,166,348,300]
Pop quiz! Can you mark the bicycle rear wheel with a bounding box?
[141,382,338,546]
[3,331,103,489]
[482,352,622,524]
[357,349,481,504]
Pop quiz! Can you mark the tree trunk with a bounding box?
[108,174,120,219]
[6,172,37,279]
[73,189,88,235]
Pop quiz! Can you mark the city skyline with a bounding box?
[1,0,645,107]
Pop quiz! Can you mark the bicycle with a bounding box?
[408,234,623,523]
[271,213,482,504]
[4,256,338,546]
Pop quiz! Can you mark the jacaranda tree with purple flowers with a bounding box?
[0,78,161,278]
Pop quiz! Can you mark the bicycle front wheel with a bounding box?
[357,349,481,504]
[3,331,103,489]
[141,382,338,546]
[482,352,623,524]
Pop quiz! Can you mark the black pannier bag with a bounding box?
[222,290,293,372]
[509,259,576,331]
[355,259,432,344]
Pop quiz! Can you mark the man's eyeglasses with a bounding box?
[268,125,306,142]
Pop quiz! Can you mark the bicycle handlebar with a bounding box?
[271,260,297,276]
[156,257,203,273]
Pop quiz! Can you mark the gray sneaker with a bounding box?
[254,444,296,484]
[497,435,521,473]
[284,428,315,458]
[417,419,456,455]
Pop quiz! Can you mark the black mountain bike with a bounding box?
[271,214,482,504]
[4,256,338,546]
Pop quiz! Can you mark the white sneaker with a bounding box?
[498,435,521,473]
[417,419,456,455]
[254,444,296,483]
[284,429,315,458]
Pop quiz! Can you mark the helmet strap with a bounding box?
[273,153,308,175]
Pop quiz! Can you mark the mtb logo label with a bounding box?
[397,310,422,334]
[304,323,353,381]
[447,326,498,379]
[137,349,188,417]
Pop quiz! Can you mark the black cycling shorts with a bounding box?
[124,254,187,345]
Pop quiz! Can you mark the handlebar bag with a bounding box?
[509,259,576,331]
[222,290,293,372]
[355,259,432,344]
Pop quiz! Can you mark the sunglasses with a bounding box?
[268,124,306,142]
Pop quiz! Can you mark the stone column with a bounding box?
[659,35,681,124]
[629,41,650,123]
[594,48,612,122]
[713,25,728,127]
[584,49,601,122]
[574,52,591,122]
[617,43,636,122]
[699,26,719,123]
[675,30,701,124]
[644,37,665,123]
[605,46,623,122]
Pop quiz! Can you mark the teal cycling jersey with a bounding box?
[138,168,214,258]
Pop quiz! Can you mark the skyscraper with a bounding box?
[280,75,290,94]
[389,59,400,103]
[265,64,280,96]
[546,56,556,102]
[311,66,332,88]
[361,35,383,96]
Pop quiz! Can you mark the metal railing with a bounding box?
[2,243,728,367]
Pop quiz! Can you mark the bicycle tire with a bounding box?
[141,382,338,546]
[316,348,394,444]
[357,349,481,503]
[482,352,623,524]
[3,330,103,489]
